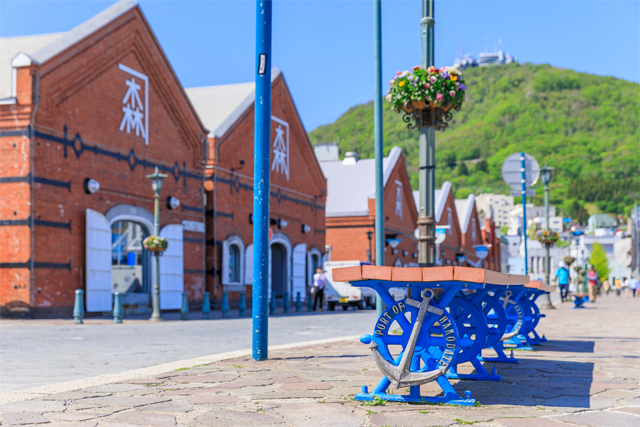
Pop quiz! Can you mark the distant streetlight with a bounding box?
[146,166,168,321]
[541,162,555,310]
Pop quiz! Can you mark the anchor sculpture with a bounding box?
[332,265,540,405]
[368,289,450,388]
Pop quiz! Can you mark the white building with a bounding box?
[314,143,340,162]
[453,40,517,70]
[476,193,513,228]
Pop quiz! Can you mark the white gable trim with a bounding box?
[459,194,476,234]
[211,67,282,139]
[435,181,452,223]
[30,0,138,65]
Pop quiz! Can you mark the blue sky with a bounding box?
[1,1,638,132]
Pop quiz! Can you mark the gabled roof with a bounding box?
[0,0,137,100]
[185,68,282,138]
[412,180,452,222]
[0,33,62,99]
[455,193,476,234]
[320,146,402,217]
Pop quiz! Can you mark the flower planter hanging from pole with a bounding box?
[387,65,466,131]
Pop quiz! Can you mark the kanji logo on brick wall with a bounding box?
[118,64,149,145]
[395,180,403,219]
[271,116,289,181]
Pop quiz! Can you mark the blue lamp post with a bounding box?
[252,0,272,361]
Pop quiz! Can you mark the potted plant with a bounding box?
[536,230,559,247]
[563,256,575,267]
[143,235,168,254]
[386,65,466,130]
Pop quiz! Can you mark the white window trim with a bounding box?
[222,235,245,286]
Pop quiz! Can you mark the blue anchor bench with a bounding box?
[332,265,539,406]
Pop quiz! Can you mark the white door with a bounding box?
[244,244,253,285]
[292,243,307,301]
[86,209,112,312]
[159,224,183,309]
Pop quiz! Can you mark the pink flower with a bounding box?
[449,90,456,97]
[429,76,437,84]
[396,71,402,76]
[436,93,443,102]
[425,83,431,89]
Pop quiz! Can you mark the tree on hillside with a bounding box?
[475,160,488,173]
[590,243,610,280]
[457,162,469,176]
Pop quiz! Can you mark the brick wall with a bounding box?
[0,6,207,317]
[205,75,327,301]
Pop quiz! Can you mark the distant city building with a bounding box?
[587,213,617,234]
[507,204,556,236]
[314,143,339,162]
[476,193,514,228]
[452,40,518,71]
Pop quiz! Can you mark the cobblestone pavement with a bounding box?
[0,309,376,393]
[1,295,639,426]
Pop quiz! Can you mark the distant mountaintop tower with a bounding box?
[453,39,517,70]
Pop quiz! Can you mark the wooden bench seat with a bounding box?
[332,265,529,286]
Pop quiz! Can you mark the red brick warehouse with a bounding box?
[320,148,419,267]
[186,69,327,307]
[0,0,208,317]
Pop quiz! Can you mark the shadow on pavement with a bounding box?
[448,350,595,408]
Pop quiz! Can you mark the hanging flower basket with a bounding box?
[536,230,559,247]
[386,65,466,130]
[563,256,575,266]
[143,236,168,253]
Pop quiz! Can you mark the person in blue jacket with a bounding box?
[555,261,571,302]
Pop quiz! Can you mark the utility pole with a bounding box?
[417,0,436,267]
[373,0,385,316]
[252,0,272,361]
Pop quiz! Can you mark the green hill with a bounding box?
[309,63,639,222]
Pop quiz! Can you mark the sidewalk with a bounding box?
[1,296,639,426]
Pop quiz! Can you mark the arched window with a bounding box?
[222,235,244,286]
[229,244,240,283]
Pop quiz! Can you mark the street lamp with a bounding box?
[146,166,168,321]
[540,162,555,310]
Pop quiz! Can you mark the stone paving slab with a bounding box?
[1,296,639,426]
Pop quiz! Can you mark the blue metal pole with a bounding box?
[113,291,123,323]
[222,291,229,318]
[252,0,272,361]
[202,291,210,319]
[373,0,384,317]
[180,292,189,320]
[239,291,246,317]
[73,289,84,324]
[521,152,528,274]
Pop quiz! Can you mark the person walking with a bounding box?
[630,276,639,298]
[622,277,629,297]
[614,277,621,296]
[555,261,571,302]
[602,278,611,296]
[312,267,326,311]
[587,264,598,302]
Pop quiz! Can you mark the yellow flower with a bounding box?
[399,81,405,87]
[450,75,458,81]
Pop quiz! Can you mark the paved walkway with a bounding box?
[0,309,376,393]
[1,295,639,426]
